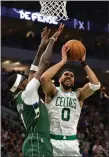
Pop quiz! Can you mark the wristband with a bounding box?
[50,37,55,41]
[30,64,39,71]
[81,61,87,67]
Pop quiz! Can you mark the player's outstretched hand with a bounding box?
[61,45,70,63]
[80,50,86,62]
[51,23,64,41]
[40,27,51,47]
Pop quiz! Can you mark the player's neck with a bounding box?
[60,85,72,93]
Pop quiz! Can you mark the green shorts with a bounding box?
[22,133,53,157]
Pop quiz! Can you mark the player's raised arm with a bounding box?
[28,27,50,82]
[77,52,101,101]
[40,45,70,99]
[35,24,65,80]
[23,24,65,99]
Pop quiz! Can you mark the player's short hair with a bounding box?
[59,68,75,78]
[7,74,24,93]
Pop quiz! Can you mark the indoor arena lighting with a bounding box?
[2,60,11,64]
[106,70,109,73]
[13,62,21,65]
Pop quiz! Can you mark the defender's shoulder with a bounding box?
[56,86,60,90]
[14,91,22,101]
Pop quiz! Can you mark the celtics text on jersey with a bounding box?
[46,87,82,136]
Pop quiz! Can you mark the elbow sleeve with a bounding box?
[21,78,40,105]
[89,82,101,91]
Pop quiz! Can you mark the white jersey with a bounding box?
[46,87,82,136]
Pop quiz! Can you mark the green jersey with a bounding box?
[15,92,50,136]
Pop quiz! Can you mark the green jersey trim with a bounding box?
[50,134,77,140]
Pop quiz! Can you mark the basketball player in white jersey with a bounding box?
[40,45,101,156]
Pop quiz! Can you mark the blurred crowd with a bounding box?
[1,116,25,157]
[78,97,109,157]
[1,68,109,157]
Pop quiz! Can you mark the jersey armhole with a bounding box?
[73,89,82,109]
[46,90,59,105]
[74,88,81,98]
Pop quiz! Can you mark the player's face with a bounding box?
[59,71,74,89]
[18,77,28,90]
[22,79,28,87]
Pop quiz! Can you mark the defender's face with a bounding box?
[59,71,74,89]
[18,77,28,91]
[22,78,28,87]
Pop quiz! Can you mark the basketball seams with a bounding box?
[65,40,73,61]
[71,41,74,61]
[65,40,85,61]
[74,42,82,61]
[77,42,86,59]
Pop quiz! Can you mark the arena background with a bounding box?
[1,1,109,157]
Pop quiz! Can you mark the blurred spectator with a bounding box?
[92,139,108,157]
[82,148,90,157]
[100,86,109,99]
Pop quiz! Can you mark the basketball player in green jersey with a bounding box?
[7,24,64,157]
[40,45,101,156]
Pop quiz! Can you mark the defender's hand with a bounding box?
[51,23,64,41]
[40,27,51,47]
[61,45,70,63]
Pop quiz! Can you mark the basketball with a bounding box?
[65,40,86,61]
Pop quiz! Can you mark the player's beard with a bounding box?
[61,81,73,90]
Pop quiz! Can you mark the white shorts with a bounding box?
[51,139,81,156]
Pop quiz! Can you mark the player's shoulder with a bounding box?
[73,88,81,98]
[14,91,22,100]
[71,89,77,95]
[56,86,60,90]
[56,86,62,94]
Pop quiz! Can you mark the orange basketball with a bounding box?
[65,40,86,61]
